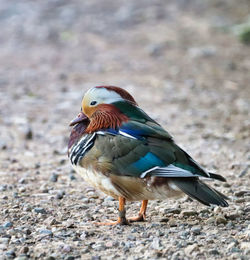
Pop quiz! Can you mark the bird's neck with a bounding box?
[86,104,128,133]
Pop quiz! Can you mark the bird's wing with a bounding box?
[94,122,218,180]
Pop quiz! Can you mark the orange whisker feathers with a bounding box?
[86,104,128,133]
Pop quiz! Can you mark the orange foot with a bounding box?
[95,216,130,226]
[129,213,146,223]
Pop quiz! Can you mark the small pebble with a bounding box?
[18,178,26,184]
[62,244,71,253]
[13,192,18,198]
[92,256,101,260]
[44,217,58,226]
[105,241,113,248]
[234,190,249,197]
[151,238,162,250]
[209,249,220,255]
[63,220,75,228]
[181,210,198,217]
[127,235,136,241]
[20,246,29,254]
[3,222,13,228]
[191,226,201,235]
[50,173,58,182]
[24,228,32,235]
[226,212,240,220]
[240,242,250,250]
[0,237,10,244]
[23,205,32,212]
[168,219,177,227]
[69,174,76,180]
[216,215,227,225]
[66,257,75,260]
[184,244,199,256]
[39,229,53,236]
[33,207,47,214]
[80,231,89,240]
[15,256,28,260]
[19,187,26,193]
[47,257,56,260]
[5,250,16,259]
[213,206,222,214]
[56,190,65,200]
[25,127,33,140]
[164,208,181,214]
[205,217,215,224]
[0,185,7,191]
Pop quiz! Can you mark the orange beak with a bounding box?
[69,112,88,126]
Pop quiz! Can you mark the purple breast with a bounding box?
[68,120,90,152]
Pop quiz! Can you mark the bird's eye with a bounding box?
[90,101,97,106]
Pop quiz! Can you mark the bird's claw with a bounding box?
[94,216,130,226]
[128,213,146,223]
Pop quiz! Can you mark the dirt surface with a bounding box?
[0,0,250,259]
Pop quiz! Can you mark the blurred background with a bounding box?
[0,0,249,259]
[0,0,249,153]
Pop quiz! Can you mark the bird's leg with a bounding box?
[129,200,148,222]
[117,197,129,225]
[95,197,129,225]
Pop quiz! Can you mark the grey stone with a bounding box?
[0,185,7,191]
[168,219,177,227]
[191,226,201,235]
[181,210,198,217]
[50,173,58,182]
[39,229,53,235]
[151,238,162,250]
[56,190,65,200]
[65,257,75,260]
[164,208,181,214]
[3,222,13,228]
[18,178,26,184]
[5,250,16,259]
[69,174,76,180]
[209,249,220,255]
[33,207,47,214]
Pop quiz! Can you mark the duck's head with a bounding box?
[70,86,137,131]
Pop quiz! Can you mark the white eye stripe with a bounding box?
[85,87,123,105]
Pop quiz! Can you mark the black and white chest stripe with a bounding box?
[69,133,96,165]
[69,130,138,166]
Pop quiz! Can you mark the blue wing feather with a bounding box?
[131,152,165,172]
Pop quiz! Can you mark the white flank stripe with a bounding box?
[140,166,159,178]
[140,164,198,178]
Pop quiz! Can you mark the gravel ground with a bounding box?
[0,0,250,259]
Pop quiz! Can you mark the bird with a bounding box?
[68,86,228,225]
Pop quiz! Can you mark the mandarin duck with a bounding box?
[68,86,228,225]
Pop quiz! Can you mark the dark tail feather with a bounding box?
[172,178,229,207]
[209,172,227,182]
